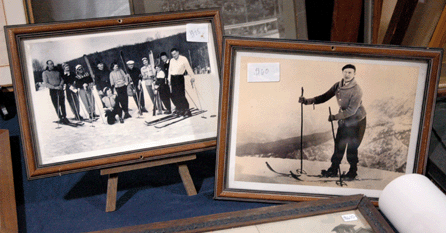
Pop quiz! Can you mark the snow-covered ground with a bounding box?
[234,156,404,191]
[29,74,219,165]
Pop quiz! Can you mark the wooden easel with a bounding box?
[100,154,197,212]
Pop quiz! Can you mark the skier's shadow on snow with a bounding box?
[64,150,216,209]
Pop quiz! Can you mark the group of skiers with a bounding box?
[42,48,196,126]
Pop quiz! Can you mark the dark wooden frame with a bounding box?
[94,195,394,233]
[429,4,446,96]
[5,9,223,179]
[382,0,418,45]
[24,0,135,23]
[215,37,441,203]
[0,130,18,233]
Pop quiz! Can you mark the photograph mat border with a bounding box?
[21,22,219,166]
[226,50,428,198]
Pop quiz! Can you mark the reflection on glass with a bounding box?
[28,0,131,23]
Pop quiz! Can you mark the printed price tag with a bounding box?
[186,24,209,42]
[342,214,358,222]
[247,63,280,82]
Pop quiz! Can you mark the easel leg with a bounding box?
[178,163,197,196]
[101,154,198,212]
[106,173,118,212]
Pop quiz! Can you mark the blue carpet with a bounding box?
[1,113,273,232]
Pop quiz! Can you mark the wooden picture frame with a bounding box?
[0,130,18,232]
[97,195,394,233]
[215,37,441,203]
[24,0,134,23]
[382,0,418,45]
[5,9,223,179]
[429,4,446,96]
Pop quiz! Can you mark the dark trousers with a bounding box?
[66,89,81,119]
[331,117,367,169]
[170,75,189,112]
[132,88,145,110]
[115,86,129,114]
[49,89,66,119]
[157,78,171,111]
[105,106,122,124]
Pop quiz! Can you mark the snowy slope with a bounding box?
[234,157,404,191]
[235,96,415,172]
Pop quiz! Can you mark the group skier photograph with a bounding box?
[21,22,220,166]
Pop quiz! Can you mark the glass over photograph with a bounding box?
[135,0,300,39]
[225,49,429,198]
[20,22,220,166]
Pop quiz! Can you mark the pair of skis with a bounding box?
[144,108,207,128]
[53,120,85,128]
[266,161,346,186]
[265,161,380,186]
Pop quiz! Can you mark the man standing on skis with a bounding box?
[299,64,366,180]
[126,60,148,114]
[168,48,195,118]
[42,60,71,125]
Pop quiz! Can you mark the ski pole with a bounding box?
[329,107,335,141]
[193,82,203,111]
[138,84,142,113]
[56,90,61,129]
[185,89,199,110]
[299,87,304,174]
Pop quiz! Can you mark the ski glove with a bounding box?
[328,114,337,122]
[298,97,315,105]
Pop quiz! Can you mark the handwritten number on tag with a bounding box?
[189,28,201,38]
[247,63,280,82]
[186,24,208,42]
[255,68,269,76]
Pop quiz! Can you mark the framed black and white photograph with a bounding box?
[24,0,133,23]
[5,9,223,178]
[133,0,304,40]
[215,37,442,202]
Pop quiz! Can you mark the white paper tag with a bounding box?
[1,106,8,115]
[186,23,209,42]
[247,63,280,82]
[342,214,358,222]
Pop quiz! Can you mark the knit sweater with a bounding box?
[313,78,366,126]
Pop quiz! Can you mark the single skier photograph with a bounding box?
[217,43,439,200]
